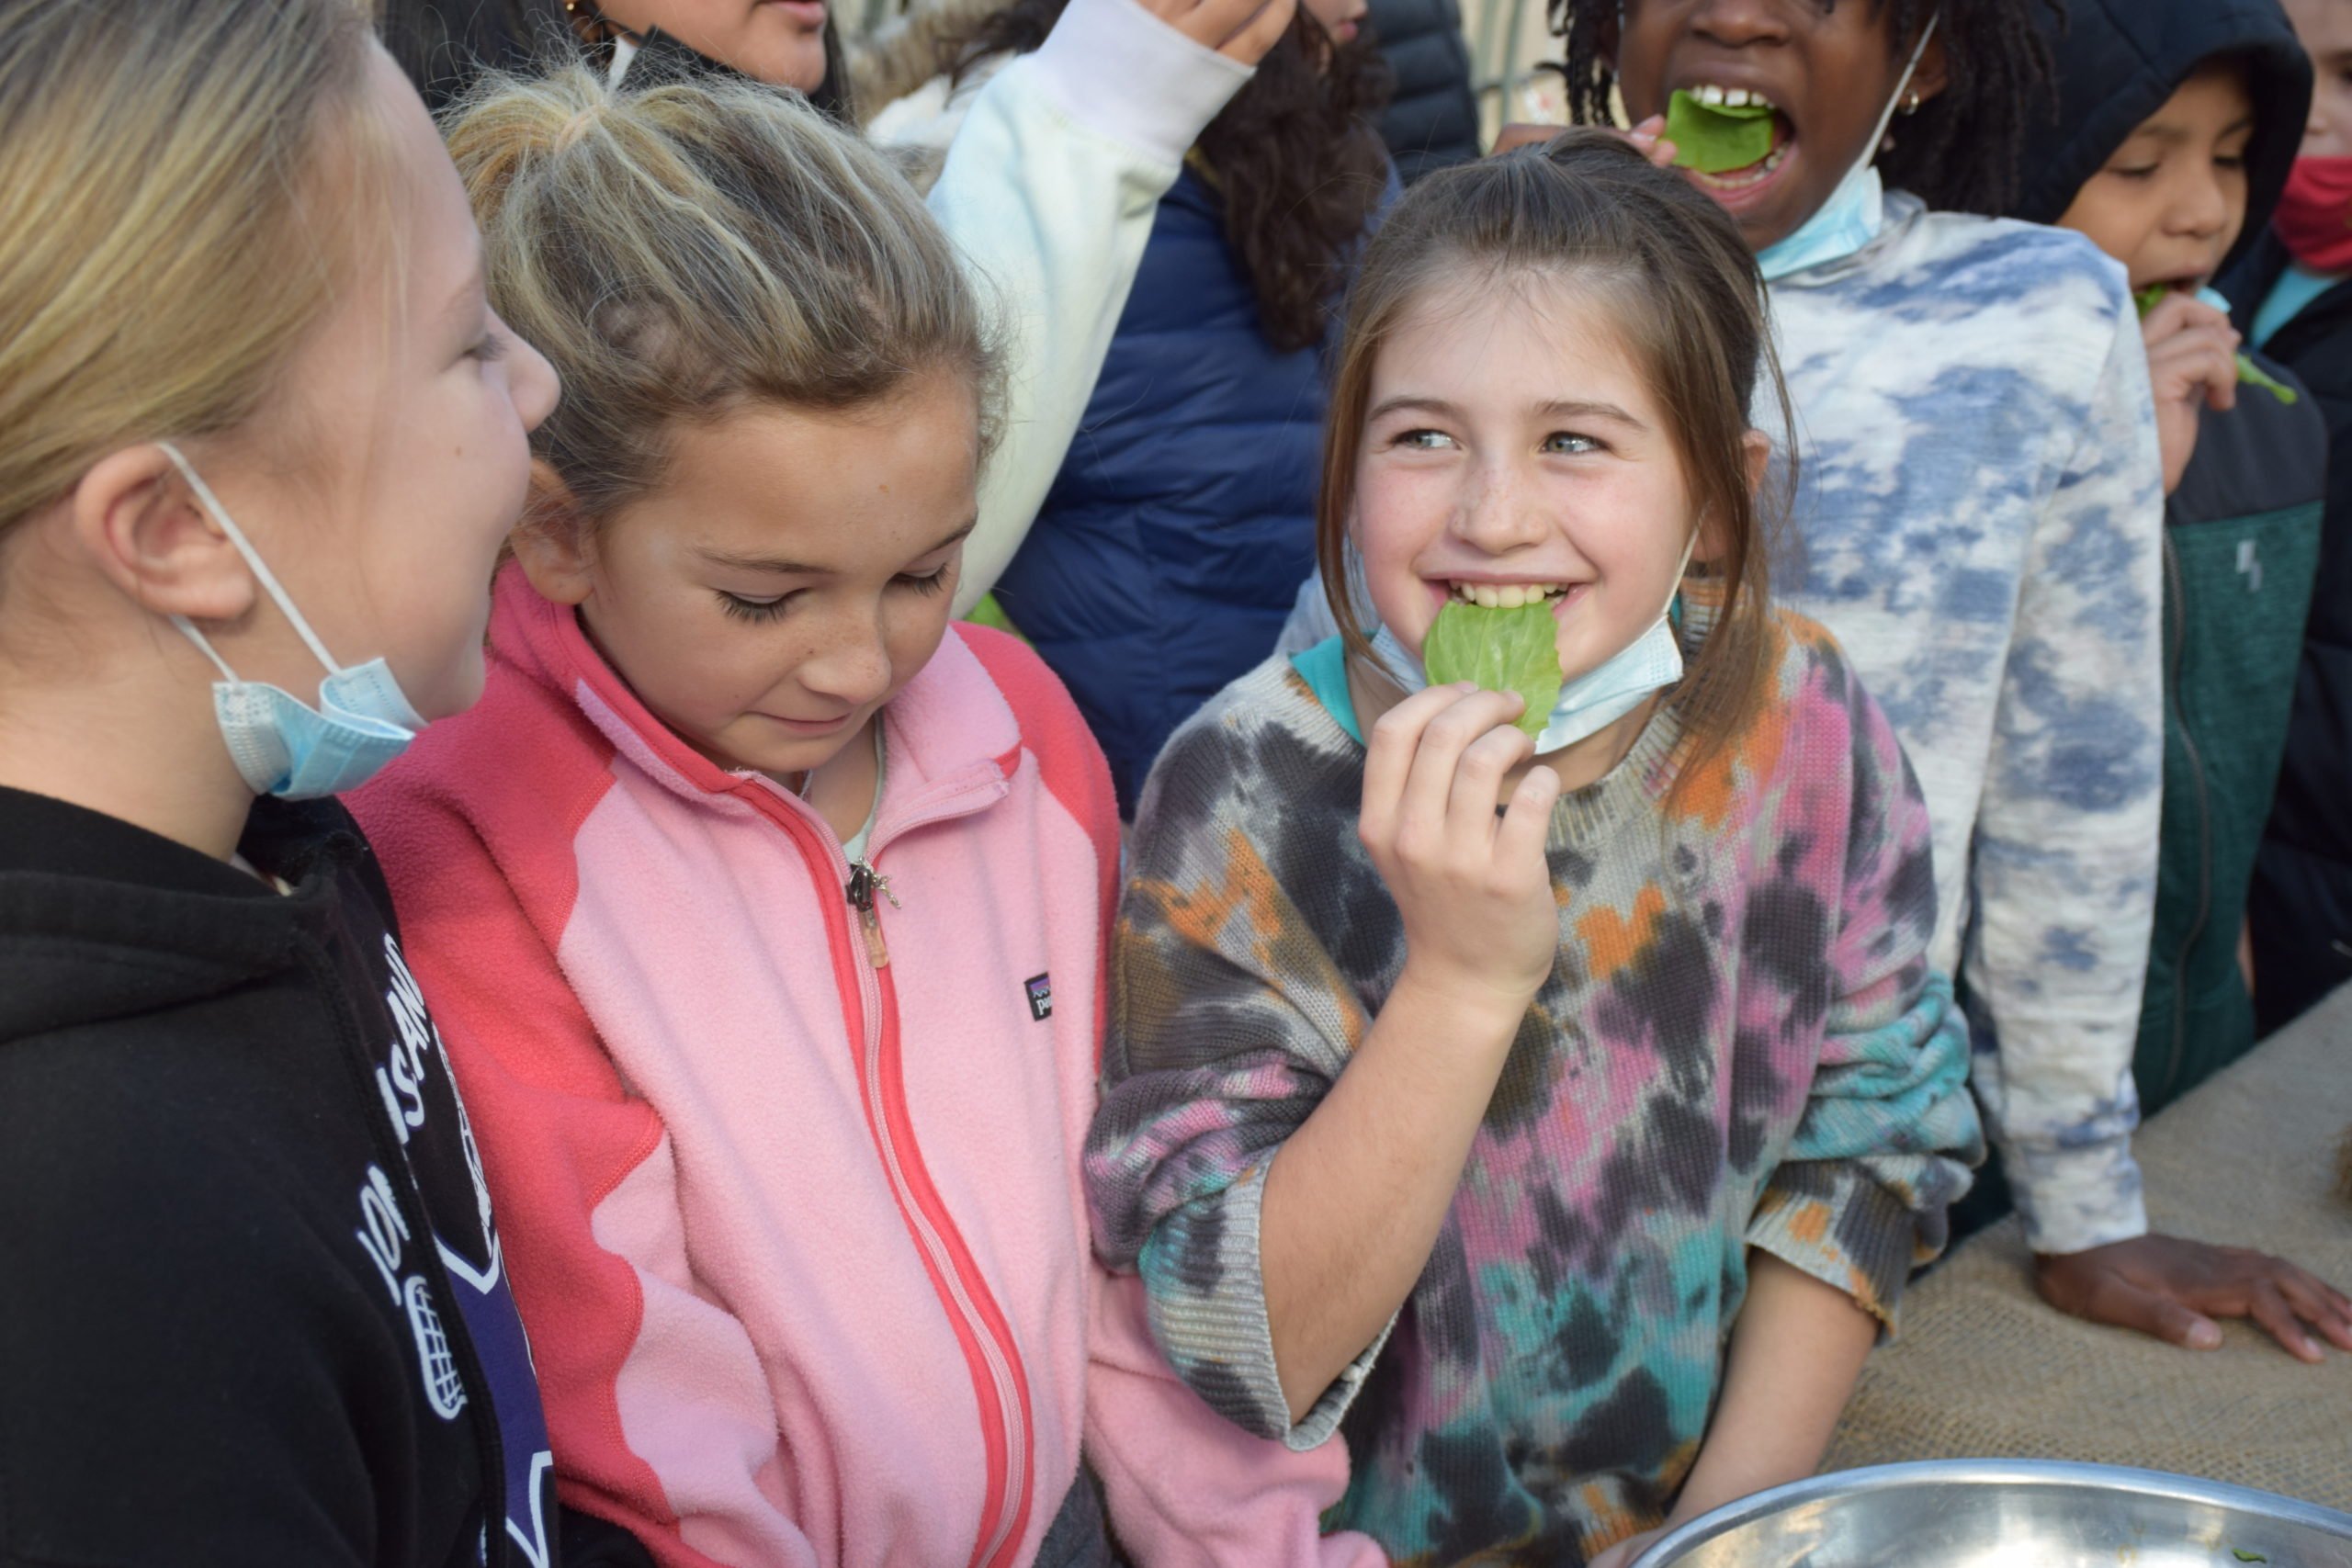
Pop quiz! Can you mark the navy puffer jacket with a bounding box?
[991,163,1387,811]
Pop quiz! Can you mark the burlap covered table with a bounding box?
[1821,982,2352,1507]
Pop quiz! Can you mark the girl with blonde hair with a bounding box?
[350,62,1381,1568]
[379,0,1290,628]
[0,1,563,1562]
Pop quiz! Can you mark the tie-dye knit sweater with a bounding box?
[1085,608,1982,1567]
[1768,194,2166,1256]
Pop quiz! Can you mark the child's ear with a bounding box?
[70,444,258,624]
[1905,27,1951,110]
[510,459,597,606]
[1741,429,1773,497]
[1695,431,1776,565]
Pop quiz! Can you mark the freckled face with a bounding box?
[1352,271,1696,684]
[558,372,979,780]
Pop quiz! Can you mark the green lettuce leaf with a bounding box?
[2236,355,2301,404]
[1665,90,1776,175]
[1419,600,1563,739]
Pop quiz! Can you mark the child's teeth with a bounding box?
[1450,581,1567,607]
[1724,88,1750,107]
[1694,84,1724,106]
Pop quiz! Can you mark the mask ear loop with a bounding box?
[156,442,348,680]
[1869,11,1939,160]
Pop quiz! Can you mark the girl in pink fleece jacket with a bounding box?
[346,47,1379,1568]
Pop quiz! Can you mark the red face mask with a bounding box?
[2275,155,2352,274]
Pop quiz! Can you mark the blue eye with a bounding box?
[1542,432,1601,455]
[1396,428,1455,450]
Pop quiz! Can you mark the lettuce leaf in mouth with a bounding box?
[1419,599,1564,740]
[1665,90,1777,175]
[2132,284,2300,405]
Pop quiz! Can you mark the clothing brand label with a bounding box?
[1024,973,1053,1021]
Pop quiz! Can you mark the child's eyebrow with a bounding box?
[701,547,830,574]
[1367,394,1645,428]
[698,519,977,577]
[919,518,979,557]
[1533,398,1646,428]
[2124,112,2256,148]
[1366,393,1467,423]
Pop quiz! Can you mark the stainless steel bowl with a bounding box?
[1630,1461,2352,1568]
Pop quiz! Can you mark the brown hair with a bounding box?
[1317,127,1792,778]
[948,2,1391,355]
[443,62,1000,529]
[0,0,377,542]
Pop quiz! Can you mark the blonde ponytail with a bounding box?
[444,64,1001,526]
[0,0,377,540]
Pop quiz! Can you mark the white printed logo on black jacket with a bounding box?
[353,933,557,1568]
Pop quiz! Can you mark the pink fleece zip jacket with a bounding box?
[348,569,1381,1568]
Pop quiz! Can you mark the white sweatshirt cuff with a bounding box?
[2006,1135,2151,1256]
[1023,0,1254,169]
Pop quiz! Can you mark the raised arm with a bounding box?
[1087,682,1558,1447]
[931,0,1289,612]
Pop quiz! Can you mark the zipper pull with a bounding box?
[846,863,896,968]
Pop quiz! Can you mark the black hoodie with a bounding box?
[2012,0,2309,278]
[2003,0,2328,1118]
[2226,226,2352,1037]
[0,787,568,1567]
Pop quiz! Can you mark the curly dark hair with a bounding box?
[951,0,1393,353]
[1549,0,2059,217]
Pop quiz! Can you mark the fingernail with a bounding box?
[2188,1322,2222,1348]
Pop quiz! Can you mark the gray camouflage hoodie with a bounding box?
[1769,192,2166,1257]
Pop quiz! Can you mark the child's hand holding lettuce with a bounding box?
[2133,284,2298,404]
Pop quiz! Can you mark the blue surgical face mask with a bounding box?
[159,443,427,800]
[1755,13,1939,282]
[1368,536,1696,756]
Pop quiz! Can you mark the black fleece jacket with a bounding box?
[2227,231,2352,1032]
[0,788,570,1568]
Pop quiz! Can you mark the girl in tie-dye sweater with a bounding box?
[1085,134,1981,1568]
